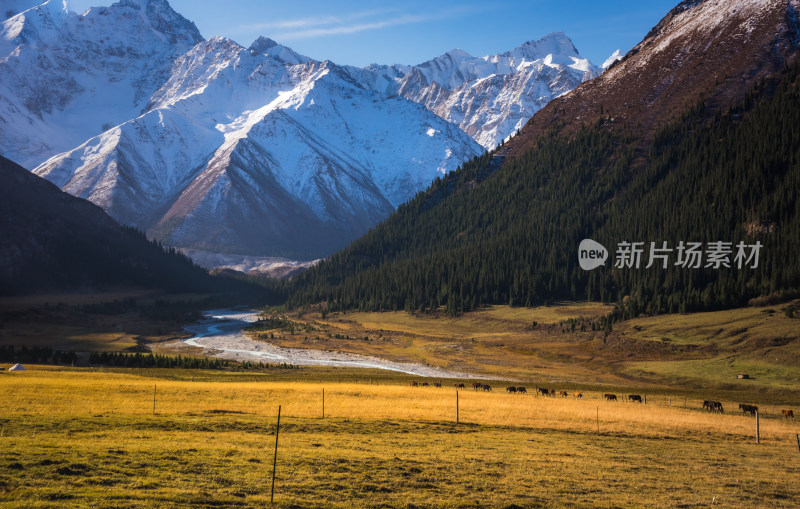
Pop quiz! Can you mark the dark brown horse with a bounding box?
[783,409,795,420]
[739,403,758,416]
[628,394,642,403]
[604,393,617,401]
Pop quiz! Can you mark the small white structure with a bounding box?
[8,363,26,371]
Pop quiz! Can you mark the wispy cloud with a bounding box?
[275,13,442,40]
[237,5,492,41]
[239,8,398,32]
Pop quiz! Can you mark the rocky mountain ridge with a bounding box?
[2,0,602,260]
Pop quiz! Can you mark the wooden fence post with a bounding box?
[756,411,760,445]
[271,405,282,504]
[153,384,156,415]
[596,406,599,434]
[456,390,459,424]
[322,388,325,419]
[795,434,799,458]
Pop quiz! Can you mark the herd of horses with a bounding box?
[601,393,643,402]
[702,400,724,413]
[704,401,795,419]
[407,381,795,419]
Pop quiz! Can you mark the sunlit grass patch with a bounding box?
[628,355,800,390]
[1,367,799,507]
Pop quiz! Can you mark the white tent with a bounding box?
[8,363,25,371]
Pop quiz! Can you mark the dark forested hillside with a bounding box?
[0,155,270,298]
[287,61,800,315]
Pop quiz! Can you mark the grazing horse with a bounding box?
[482,384,492,392]
[516,387,527,394]
[739,403,758,416]
[604,393,617,401]
[549,389,557,396]
[410,381,419,387]
[433,382,442,388]
[506,386,517,393]
[783,409,795,420]
[559,391,568,398]
[473,382,483,391]
[537,388,550,397]
[454,383,465,389]
[712,401,724,413]
[420,382,429,387]
[628,394,642,403]
[702,400,713,411]
[573,392,583,399]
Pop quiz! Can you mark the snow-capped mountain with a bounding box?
[3,0,599,260]
[3,0,44,20]
[18,6,480,259]
[506,0,800,158]
[601,49,623,69]
[365,33,599,148]
[0,0,203,169]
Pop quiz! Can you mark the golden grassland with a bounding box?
[621,304,800,388]
[246,302,621,384]
[2,367,800,507]
[6,294,799,392]
[251,301,800,391]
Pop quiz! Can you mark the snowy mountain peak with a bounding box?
[504,32,580,61]
[2,1,49,21]
[391,31,599,148]
[248,35,278,54]
[3,0,602,261]
[118,0,147,8]
[602,49,623,69]
[247,35,310,65]
[113,0,203,44]
[443,48,472,59]
[0,0,206,169]
[3,0,70,47]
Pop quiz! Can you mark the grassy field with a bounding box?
[621,305,800,389]
[250,301,800,393]
[2,367,799,507]
[4,298,800,505]
[246,303,620,384]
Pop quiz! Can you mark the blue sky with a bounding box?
[67,0,680,67]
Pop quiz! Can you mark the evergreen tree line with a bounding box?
[87,351,298,370]
[88,351,227,369]
[0,345,78,365]
[284,61,800,316]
